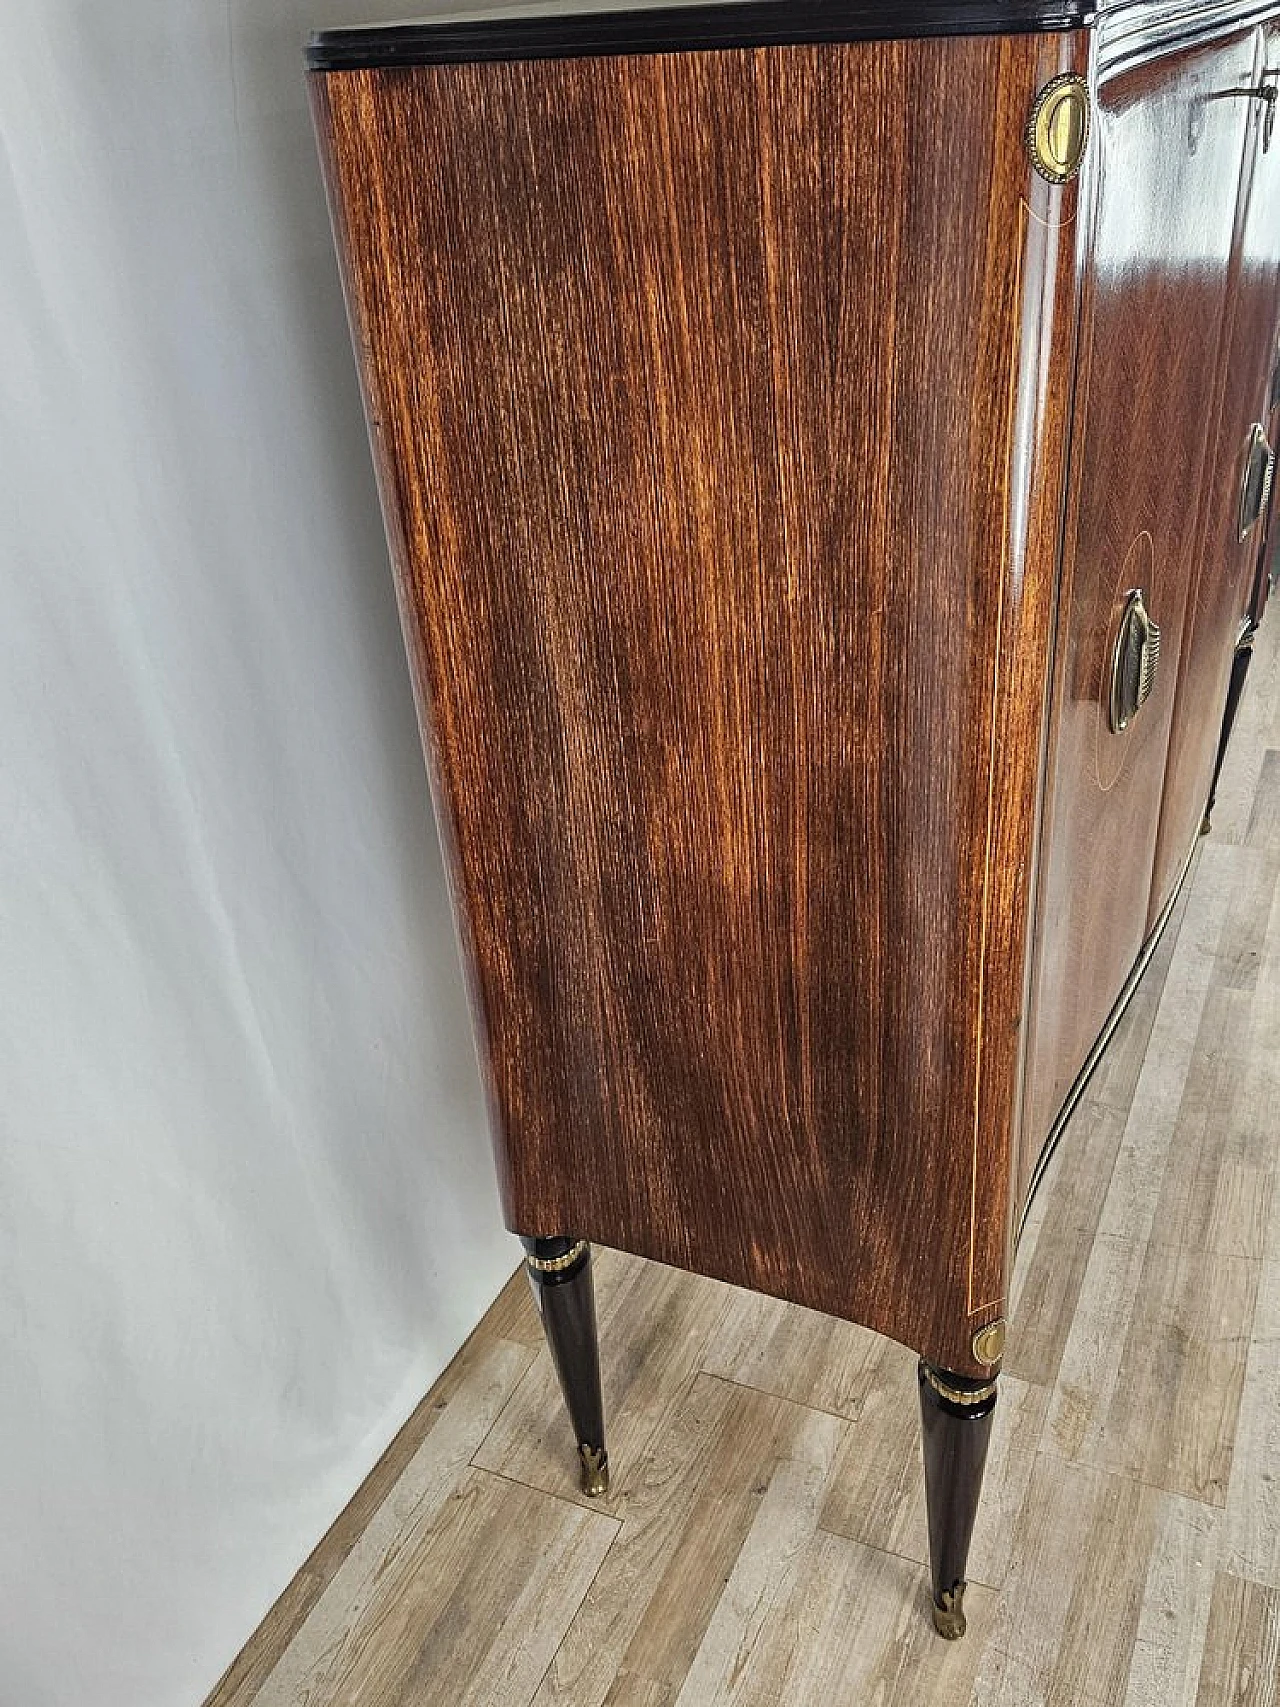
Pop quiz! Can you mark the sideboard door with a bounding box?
[1020,23,1259,1198]
[1151,20,1280,908]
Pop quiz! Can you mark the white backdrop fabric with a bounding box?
[0,4,546,1701]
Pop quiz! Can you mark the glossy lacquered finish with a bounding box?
[917,1363,999,1640]
[1018,19,1262,1195]
[522,1238,609,1496]
[312,30,1088,1376]
[1152,19,1280,894]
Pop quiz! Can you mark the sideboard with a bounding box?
[308,0,1280,1638]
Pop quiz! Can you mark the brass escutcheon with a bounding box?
[972,1318,1007,1366]
[1028,74,1090,184]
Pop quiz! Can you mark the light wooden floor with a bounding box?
[208,618,1280,1707]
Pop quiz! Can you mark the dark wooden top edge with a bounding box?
[306,1,1095,70]
[1097,0,1280,65]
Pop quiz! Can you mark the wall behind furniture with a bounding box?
[0,4,571,1701]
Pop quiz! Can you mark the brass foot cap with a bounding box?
[1201,813,1213,837]
[578,1444,609,1498]
[932,1587,967,1640]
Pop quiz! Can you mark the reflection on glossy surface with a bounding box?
[1153,18,1280,906]
[1021,20,1261,1201]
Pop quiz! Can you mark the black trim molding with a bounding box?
[307,0,1096,72]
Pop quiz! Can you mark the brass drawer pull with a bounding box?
[1239,422,1276,539]
[1219,79,1277,148]
[1109,589,1162,733]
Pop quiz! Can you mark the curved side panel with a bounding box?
[313,30,1084,1375]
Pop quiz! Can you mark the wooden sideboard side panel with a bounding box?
[314,31,1085,1375]
[1019,24,1259,1201]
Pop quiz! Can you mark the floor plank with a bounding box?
[205,1333,538,1707]
[1045,1235,1258,1504]
[256,1467,616,1707]
[1222,1260,1280,1590]
[1123,1493,1220,1707]
[1194,1574,1280,1707]
[971,1455,1166,1707]
[672,1527,995,1707]
[700,1286,885,1421]
[531,1375,845,1707]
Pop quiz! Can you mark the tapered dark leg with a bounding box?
[917,1361,998,1639]
[522,1236,608,1496]
[1202,633,1254,835]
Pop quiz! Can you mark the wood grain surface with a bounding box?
[1152,16,1280,907]
[1018,22,1261,1197]
[312,30,1087,1375]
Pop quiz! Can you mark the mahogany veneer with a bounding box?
[309,0,1280,1639]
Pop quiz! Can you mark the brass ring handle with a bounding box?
[1109,589,1162,734]
[1240,422,1276,539]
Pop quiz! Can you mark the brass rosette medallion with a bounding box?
[1027,73,1090,184]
